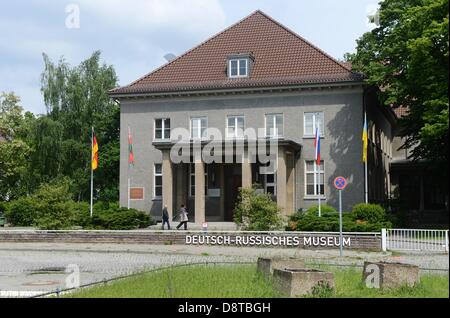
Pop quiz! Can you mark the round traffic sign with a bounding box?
[334,177,347,190]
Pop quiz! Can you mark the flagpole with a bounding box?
[127,177,131,210]
[127,126,131,210]
[90,127,94,218]
[318,166,321,217]
[364,160,368,204]
[317,124,321,217]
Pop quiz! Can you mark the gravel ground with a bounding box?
[0,242,447,297]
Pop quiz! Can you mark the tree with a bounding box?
[0,92,24,139]
[1,52,120,203]
[38,51,119,201]
[28,116,64,181]
[349,0,449,167]
[0,93,31,200]
[0,139,30,200]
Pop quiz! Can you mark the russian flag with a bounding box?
[314,127,321,166]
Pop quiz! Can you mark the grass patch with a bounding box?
[307,264,449,298]
[67,264,281,298]
[65,264,449,298]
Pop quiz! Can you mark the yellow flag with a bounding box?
[92,135,99,170]
[362,114,368,163]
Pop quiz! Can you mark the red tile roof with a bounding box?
[110,10,363,96]
[340,61,353,71]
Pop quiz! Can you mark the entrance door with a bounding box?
[224,165,241,222]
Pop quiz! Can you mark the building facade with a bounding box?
[109,11,395,223]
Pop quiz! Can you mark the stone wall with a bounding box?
[0,231,382,250]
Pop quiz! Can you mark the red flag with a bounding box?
[128,127,134,165]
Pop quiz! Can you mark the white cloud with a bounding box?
[78,0,226,36]
[0,65,45,114]
[1,0,227,114]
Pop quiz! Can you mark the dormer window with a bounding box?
[228,54,253,78]
[229,58,248,78]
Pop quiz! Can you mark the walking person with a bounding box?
[176,204,189,230]
[161,205,171,230]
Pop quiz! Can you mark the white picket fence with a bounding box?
[382,228,449,253]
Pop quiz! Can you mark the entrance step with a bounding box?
[150,222,238,231]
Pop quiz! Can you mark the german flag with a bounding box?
[92,133,99,170]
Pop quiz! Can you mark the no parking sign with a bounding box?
[334,176,347,190]
[334,176,347,257]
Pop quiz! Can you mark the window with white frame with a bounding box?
[264,173,277,196]
[226,116,245,138]
[154,118,171,140]
[189,164,208,197]
[191,117,208,139]
[265,114,283,138]
[228,58,248,78]
[305,160,325,197]
[304,112,324,137]
[154,164,162,198]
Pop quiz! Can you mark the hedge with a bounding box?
[3,180,151,230]
[287,203,392,232]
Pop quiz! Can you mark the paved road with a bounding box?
[0,243,448,297]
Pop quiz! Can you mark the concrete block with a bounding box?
[273,268,334,297]
[362,261,420,289]
[257,257,305,277]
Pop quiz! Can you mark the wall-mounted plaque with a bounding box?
[130,187,144,200]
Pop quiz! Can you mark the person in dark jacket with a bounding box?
[161,205,171,230]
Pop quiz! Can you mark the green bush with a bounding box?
[34,201,75,230]
[4,179,75,229]
[290,205,337,224]
[0,201,6,213]
[350,203,387,223]
[234,187,282,231]
[3,179,151,230]
[4,197,37,226]
[306,204,337,215]
[32,179,76,230]
[287,202,392,232]
[84,202,151,230]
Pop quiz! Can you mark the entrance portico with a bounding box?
[155,139,301,224]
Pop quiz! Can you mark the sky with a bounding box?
[0,0,380,115]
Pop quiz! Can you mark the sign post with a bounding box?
[334,176,347,257]
[339,189,343,257]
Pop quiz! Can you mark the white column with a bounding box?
[381,228,387,252]
[242,150,252,188]
[219,165,225,221]
[195,157,205,224]
[286,153,295,215]
[162,150,173,220]
[277,147,287,215]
